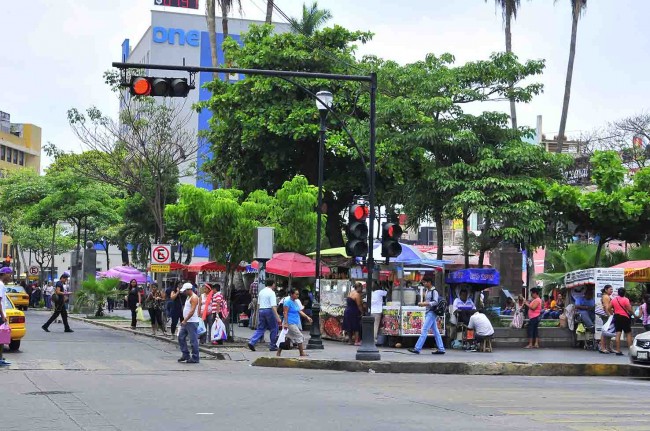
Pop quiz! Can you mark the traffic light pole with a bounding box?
[355,73,381,361]
[113,62,380,360]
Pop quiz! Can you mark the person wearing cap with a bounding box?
[177,283,200,363]
[42,273,73,333]
[0,266,13,366]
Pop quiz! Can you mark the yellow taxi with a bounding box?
[3,297,26,351]
[5,284,30,310]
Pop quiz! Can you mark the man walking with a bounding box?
[0,267,12,366]
[177,283,200,364]
[277,288,312,357]
[248,279,281,352]
[409,276,445,355]
[42,273,73,333]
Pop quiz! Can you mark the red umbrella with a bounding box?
[186,261,227,273]
[252,252,330,278]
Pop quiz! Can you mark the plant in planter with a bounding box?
[74,276,121,317]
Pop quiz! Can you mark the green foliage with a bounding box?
[288,1,333,36]
[75,276,121,316]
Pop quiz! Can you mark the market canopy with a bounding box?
[445,268,500,286]
[372,242,450,267]
[609,260,650,282]
[98,266,146,283]
[252,252,330,278]
[186,261,245,273]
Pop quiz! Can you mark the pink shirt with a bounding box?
[528,297,542,319]
[612,296,631,317]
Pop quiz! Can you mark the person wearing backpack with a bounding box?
[408,276,446,355]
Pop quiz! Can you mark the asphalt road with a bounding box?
[2,311,649,431]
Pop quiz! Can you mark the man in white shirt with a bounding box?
[453,288,476,326]
[467,309,494,351]
[0,267,13,366]
[248,280,281,352]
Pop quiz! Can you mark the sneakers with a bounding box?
[0,359,11,366]
[407,348,420,354]
[432,350,446,355]
[177,357,189,363]
[64,329,74,333]
[41,326,50,332]
[247,343,256,352]
[186,359,199,364]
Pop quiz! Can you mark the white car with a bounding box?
[630,331,650,364]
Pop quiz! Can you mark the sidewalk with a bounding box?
[75,309,650,376]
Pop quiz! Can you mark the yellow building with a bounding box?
[0,110,42,258]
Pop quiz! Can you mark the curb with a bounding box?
[68,315,231,360]
[252,357,650,377]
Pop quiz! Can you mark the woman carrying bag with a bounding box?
[609,287,634,356]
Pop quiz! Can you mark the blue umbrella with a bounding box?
[373,242,452,266]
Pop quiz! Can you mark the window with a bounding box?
[6,148,11,163]
[13,149,17,164]
[2,244,7,258]
[18,151,24,166]
[1,145,5,161]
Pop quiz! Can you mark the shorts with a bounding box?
[614,314,631,333]
[286,324,304,344]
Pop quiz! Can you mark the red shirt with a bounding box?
[612,296,631,317]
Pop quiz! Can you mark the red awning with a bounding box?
[252,252,330,278]
[186,261,227,272]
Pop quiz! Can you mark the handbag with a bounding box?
[211,318,227,342]
[136,306,145,322]
[0,322,11,345]
[276,327,288,348]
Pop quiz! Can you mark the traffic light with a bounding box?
[346,204,369,258]
[129,76,192,97]
[381,222,403,258]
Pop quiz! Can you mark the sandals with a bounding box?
[614,351,624,356]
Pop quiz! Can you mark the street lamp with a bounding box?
[307,91,332,350]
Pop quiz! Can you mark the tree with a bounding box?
[487,0,522,129]
[75,276,121,316]
[545,150,650,265]
[68,70,197,246]
[288,2,332,36]
[10,225,75,285]
[582,112,650,169]
[555,0,588,154]
[373,52,546,260]
[205,0,219,80]
[199,25,372,247]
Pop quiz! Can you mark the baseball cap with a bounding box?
[180,283,194,292]
[0,267,13,274]
[60,272,70,278]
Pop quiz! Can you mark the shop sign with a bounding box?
[152,27,200,47]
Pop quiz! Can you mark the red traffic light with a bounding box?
[350,204,369,222]
[387,224,402,239]
[132,77,151,96]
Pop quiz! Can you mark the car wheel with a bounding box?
[8,339,20,351]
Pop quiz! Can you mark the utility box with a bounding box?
[254,227,274,260]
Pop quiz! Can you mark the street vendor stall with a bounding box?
[610,260,650,283]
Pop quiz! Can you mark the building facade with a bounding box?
[0,110,42,260]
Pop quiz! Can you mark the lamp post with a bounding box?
[307,91,332,350]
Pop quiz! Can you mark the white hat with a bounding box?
[180,283,194,292]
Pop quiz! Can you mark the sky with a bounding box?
[2,0,649,169]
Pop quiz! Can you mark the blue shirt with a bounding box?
[575,296,595,308]
[284,297,301,325]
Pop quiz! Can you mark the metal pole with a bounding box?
[356,72,381,361]
[308,112,327,350]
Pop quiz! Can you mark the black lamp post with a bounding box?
[307,90,332,350]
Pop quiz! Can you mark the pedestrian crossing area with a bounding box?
[1,357,218,371]
[467,383,650,431]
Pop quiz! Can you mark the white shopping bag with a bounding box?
[211,318,227,342]
[276,328,288,348]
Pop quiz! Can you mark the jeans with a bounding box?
[45,294,52,309]
[414,311,445,352]
[249,309,278,349]
[527,316,540,339]
[178,321,199,362]
[107,298,115,312]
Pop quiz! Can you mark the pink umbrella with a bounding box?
[99,266,147,284]
[252,252,330,278]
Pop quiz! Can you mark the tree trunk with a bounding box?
[462,211,470,269]
[221,2,230,84]
[556,10,580,153]
[205,0,219,81]
[594,236,606,267]
[184,247,193,265]
[105,243,110,271]
[478,249,486,269]
[435,213,444,260]
[504,6,517,129]
[50,223,56,280]
[120,246,129,266]
[265,0,273,23]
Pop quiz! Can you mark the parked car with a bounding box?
[5,284,29,310]
[3,297,26,351]
[630,330,650,365]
